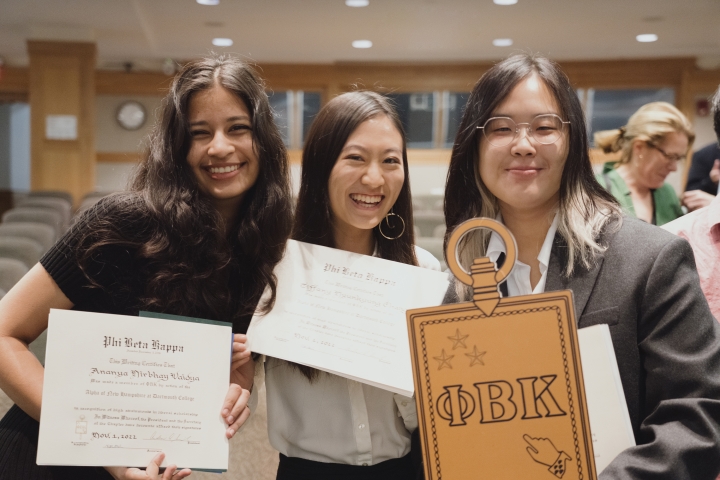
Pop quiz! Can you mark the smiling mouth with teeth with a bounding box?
[207,164,241,174]
[350,193,383,207]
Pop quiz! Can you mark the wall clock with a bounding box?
[116,101,146,130]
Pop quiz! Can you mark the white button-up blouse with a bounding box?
[259,246,441,466]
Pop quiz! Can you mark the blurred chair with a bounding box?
[0,258,28,293]
[0,237,44,269]
[2,207,63,238]
[28,190,74,206]
[413,212,445,237]
[433,224,446,239]
[413,195,444,213]
[16,197,71,231]
[0,222,56,251]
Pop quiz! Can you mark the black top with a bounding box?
[685,142,720,194]
[40,196,150,317]
[0,195,249,479]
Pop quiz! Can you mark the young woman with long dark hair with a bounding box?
[0,55,292,480]
[443,53,720,478]
[240,91,439,480]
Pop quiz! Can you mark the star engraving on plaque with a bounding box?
[447,329,469,349]
[465,346,486,366]
[434,349,454,370]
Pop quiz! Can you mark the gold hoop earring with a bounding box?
[379,210,405,240]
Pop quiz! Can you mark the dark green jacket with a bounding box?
[597,162,683,226]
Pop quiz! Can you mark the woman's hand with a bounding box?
[105,453,191,479]
[230,334,253,389]
[681,190,716,211]
[220,333,255,438]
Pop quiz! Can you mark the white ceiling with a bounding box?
[1,0,720,70]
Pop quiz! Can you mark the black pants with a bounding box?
[0,405,112,480]
[277,452,416,480]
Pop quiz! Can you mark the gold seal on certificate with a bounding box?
[407,219,598,480]
[36,310,232,471]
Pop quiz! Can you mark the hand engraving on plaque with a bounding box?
[523,434,572,478]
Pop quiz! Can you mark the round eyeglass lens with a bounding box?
[482,114,565,147]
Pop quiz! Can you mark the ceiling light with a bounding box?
[346,0,369,6]
[636,34,658,43]
[492,38,513,47]
[197,0,219,5]
[352,40,373,49]
[212,38,233,47]
[493,0,518,5]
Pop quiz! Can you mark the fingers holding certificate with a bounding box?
[37,310,233,472]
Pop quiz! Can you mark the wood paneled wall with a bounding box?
[1,56,719,171]
[27,41,96,203]
[4,57,717,112]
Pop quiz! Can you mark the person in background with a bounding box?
[594,102,694,226]
[663,86,720,321]
[443,53,720,479]
[237,91,440,480]
[0,55,293,480]
[682,141,719,211]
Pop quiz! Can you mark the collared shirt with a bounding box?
[486,214,559,296]
[662,195,720,320]
[261,246,441,466]
[597,162,683,226]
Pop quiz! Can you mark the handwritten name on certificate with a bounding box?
[37,310,231,471]
[246,240,450,396]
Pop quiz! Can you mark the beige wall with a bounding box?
[95,94,162,153]
[95,94,162,191]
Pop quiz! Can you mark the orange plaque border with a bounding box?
[408,292,596,480]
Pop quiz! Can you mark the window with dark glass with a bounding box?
[443,92,470,148]
[267,90,292,147]
[585,88,675,143]
[385,93,436,148]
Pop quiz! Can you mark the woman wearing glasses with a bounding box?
[443,54,720,478]
[594,102,694,226]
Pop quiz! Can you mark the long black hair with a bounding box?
[291,90,417,379]
[77,55,292,331]
[445,54,619,299]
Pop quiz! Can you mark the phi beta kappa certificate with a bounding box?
[36,309,232,471]
[246,240,450,397]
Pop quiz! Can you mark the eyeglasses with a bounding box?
[476,114,570,147]
[647,142,686,163]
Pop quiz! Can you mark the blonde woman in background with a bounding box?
[594,102,694,226]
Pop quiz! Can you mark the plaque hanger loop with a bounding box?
[445,218,518,316]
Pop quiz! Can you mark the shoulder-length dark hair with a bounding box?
[445,53,619,297]
[78,55,292,331]
[293,90,417,266]
[291,90,416,380]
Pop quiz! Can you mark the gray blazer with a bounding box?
[444,216,720,479]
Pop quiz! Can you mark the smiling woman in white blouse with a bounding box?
[238,91,440,480]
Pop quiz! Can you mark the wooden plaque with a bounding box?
[407,218,596,480]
